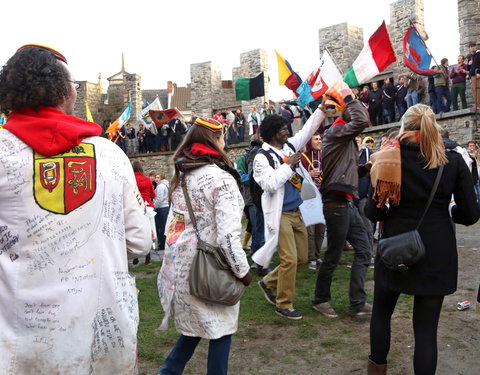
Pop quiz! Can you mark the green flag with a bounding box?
[235,72,265,101]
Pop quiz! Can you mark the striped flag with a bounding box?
[344,21,396,88]
[105,101,132,138]
[275,50,303,96]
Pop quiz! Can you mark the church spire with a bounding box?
[121,53,125,73]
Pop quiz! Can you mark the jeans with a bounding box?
[429,91,438,114]
[237,126,245,143]
[248,205,265,254]
[406,90,419,108]
[313,202,371,311]
[155,206,170,250]
[396,102,407,120]
[450,82,467,110]
[159,334,232,375]
[435,86,451,113]
[382,107,395,124]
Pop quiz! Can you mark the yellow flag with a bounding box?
[275,50,293,85]
[85,101,94,123]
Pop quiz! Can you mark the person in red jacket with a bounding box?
[133,161,156,264]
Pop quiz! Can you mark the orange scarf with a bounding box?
[370,131,421,208]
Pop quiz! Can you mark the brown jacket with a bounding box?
[320,99,370,199]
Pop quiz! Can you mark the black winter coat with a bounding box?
[366,141,479,296]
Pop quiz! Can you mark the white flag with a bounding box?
[139,97,163,132]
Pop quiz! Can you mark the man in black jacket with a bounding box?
[381,78,395,123]
[395,76,407,120]
[311,81,372,318]
[467,42,480,108]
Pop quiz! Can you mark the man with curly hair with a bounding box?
[252,109,325,320]
[0,45,151,374]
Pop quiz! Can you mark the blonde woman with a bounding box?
[366,104,479,374]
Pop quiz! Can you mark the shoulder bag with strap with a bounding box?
[377,164,444,272]
[181,177,245,305]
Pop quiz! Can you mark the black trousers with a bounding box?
[369,284,444,375]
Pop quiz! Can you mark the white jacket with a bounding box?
[157,164,250,339]
[0,131,151,374]
[251,109,325,268]
[153,179,170,209]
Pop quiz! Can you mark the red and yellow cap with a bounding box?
[194,117,223,133]
[17,44,68,64]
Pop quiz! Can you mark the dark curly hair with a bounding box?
[259,114,289,143]
[0,47,71,111]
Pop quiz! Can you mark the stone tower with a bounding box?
[389,0,427,77]
[190,49,269,116]
[190,61,222,117]
[458,0,480,53]
[318,23,364,75]
[106,55,142,127]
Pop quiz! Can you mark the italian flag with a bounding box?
[344,21,396,88]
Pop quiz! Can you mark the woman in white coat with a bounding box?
[157,117,252,375]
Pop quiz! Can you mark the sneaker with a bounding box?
[349,303,373,317]
[132,258,139,265]
[258,280,276,305]
[250,262,259,269]
[275,307,302,320]
[308,260,317,270]
[312,302,338,318]
[144,260,152,265]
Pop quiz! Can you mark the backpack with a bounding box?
[249,142,295,210]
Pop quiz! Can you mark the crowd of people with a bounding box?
[112,41,480,159]
[1,44,480,375]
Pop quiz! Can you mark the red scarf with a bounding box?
[4,106,102,156]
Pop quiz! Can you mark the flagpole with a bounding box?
[409,20,442,71]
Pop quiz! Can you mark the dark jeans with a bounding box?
[435,85,451,113]
[429,91,438,114]
[382,107,395,124]
[396,102,407,120]
[313,202,371,311]
[248,205,265,254]
[451,82,467,110]
[369,285,444,374]
[237,126,245,143]
[158,334,232,375]
[226,126,237,145]
[155,206,169,250]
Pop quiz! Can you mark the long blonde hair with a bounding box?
[399,104,448,169]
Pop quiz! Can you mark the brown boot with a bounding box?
[367,359,387,375]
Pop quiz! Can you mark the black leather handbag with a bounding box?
[181,178,245,306]
[377,165,444,272]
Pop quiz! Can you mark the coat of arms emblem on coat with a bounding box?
[34,143,96,214]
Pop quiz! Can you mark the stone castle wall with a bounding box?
[389,0,426,78]
[318,23,364,75]
[362,109,479,147]
[190,49,269,117]
[458,0,480,51]
[129,143,247,180]
[129,109,479,181]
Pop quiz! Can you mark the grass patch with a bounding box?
[131,248,376,373]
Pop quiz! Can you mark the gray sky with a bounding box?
[1,0,459,101]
